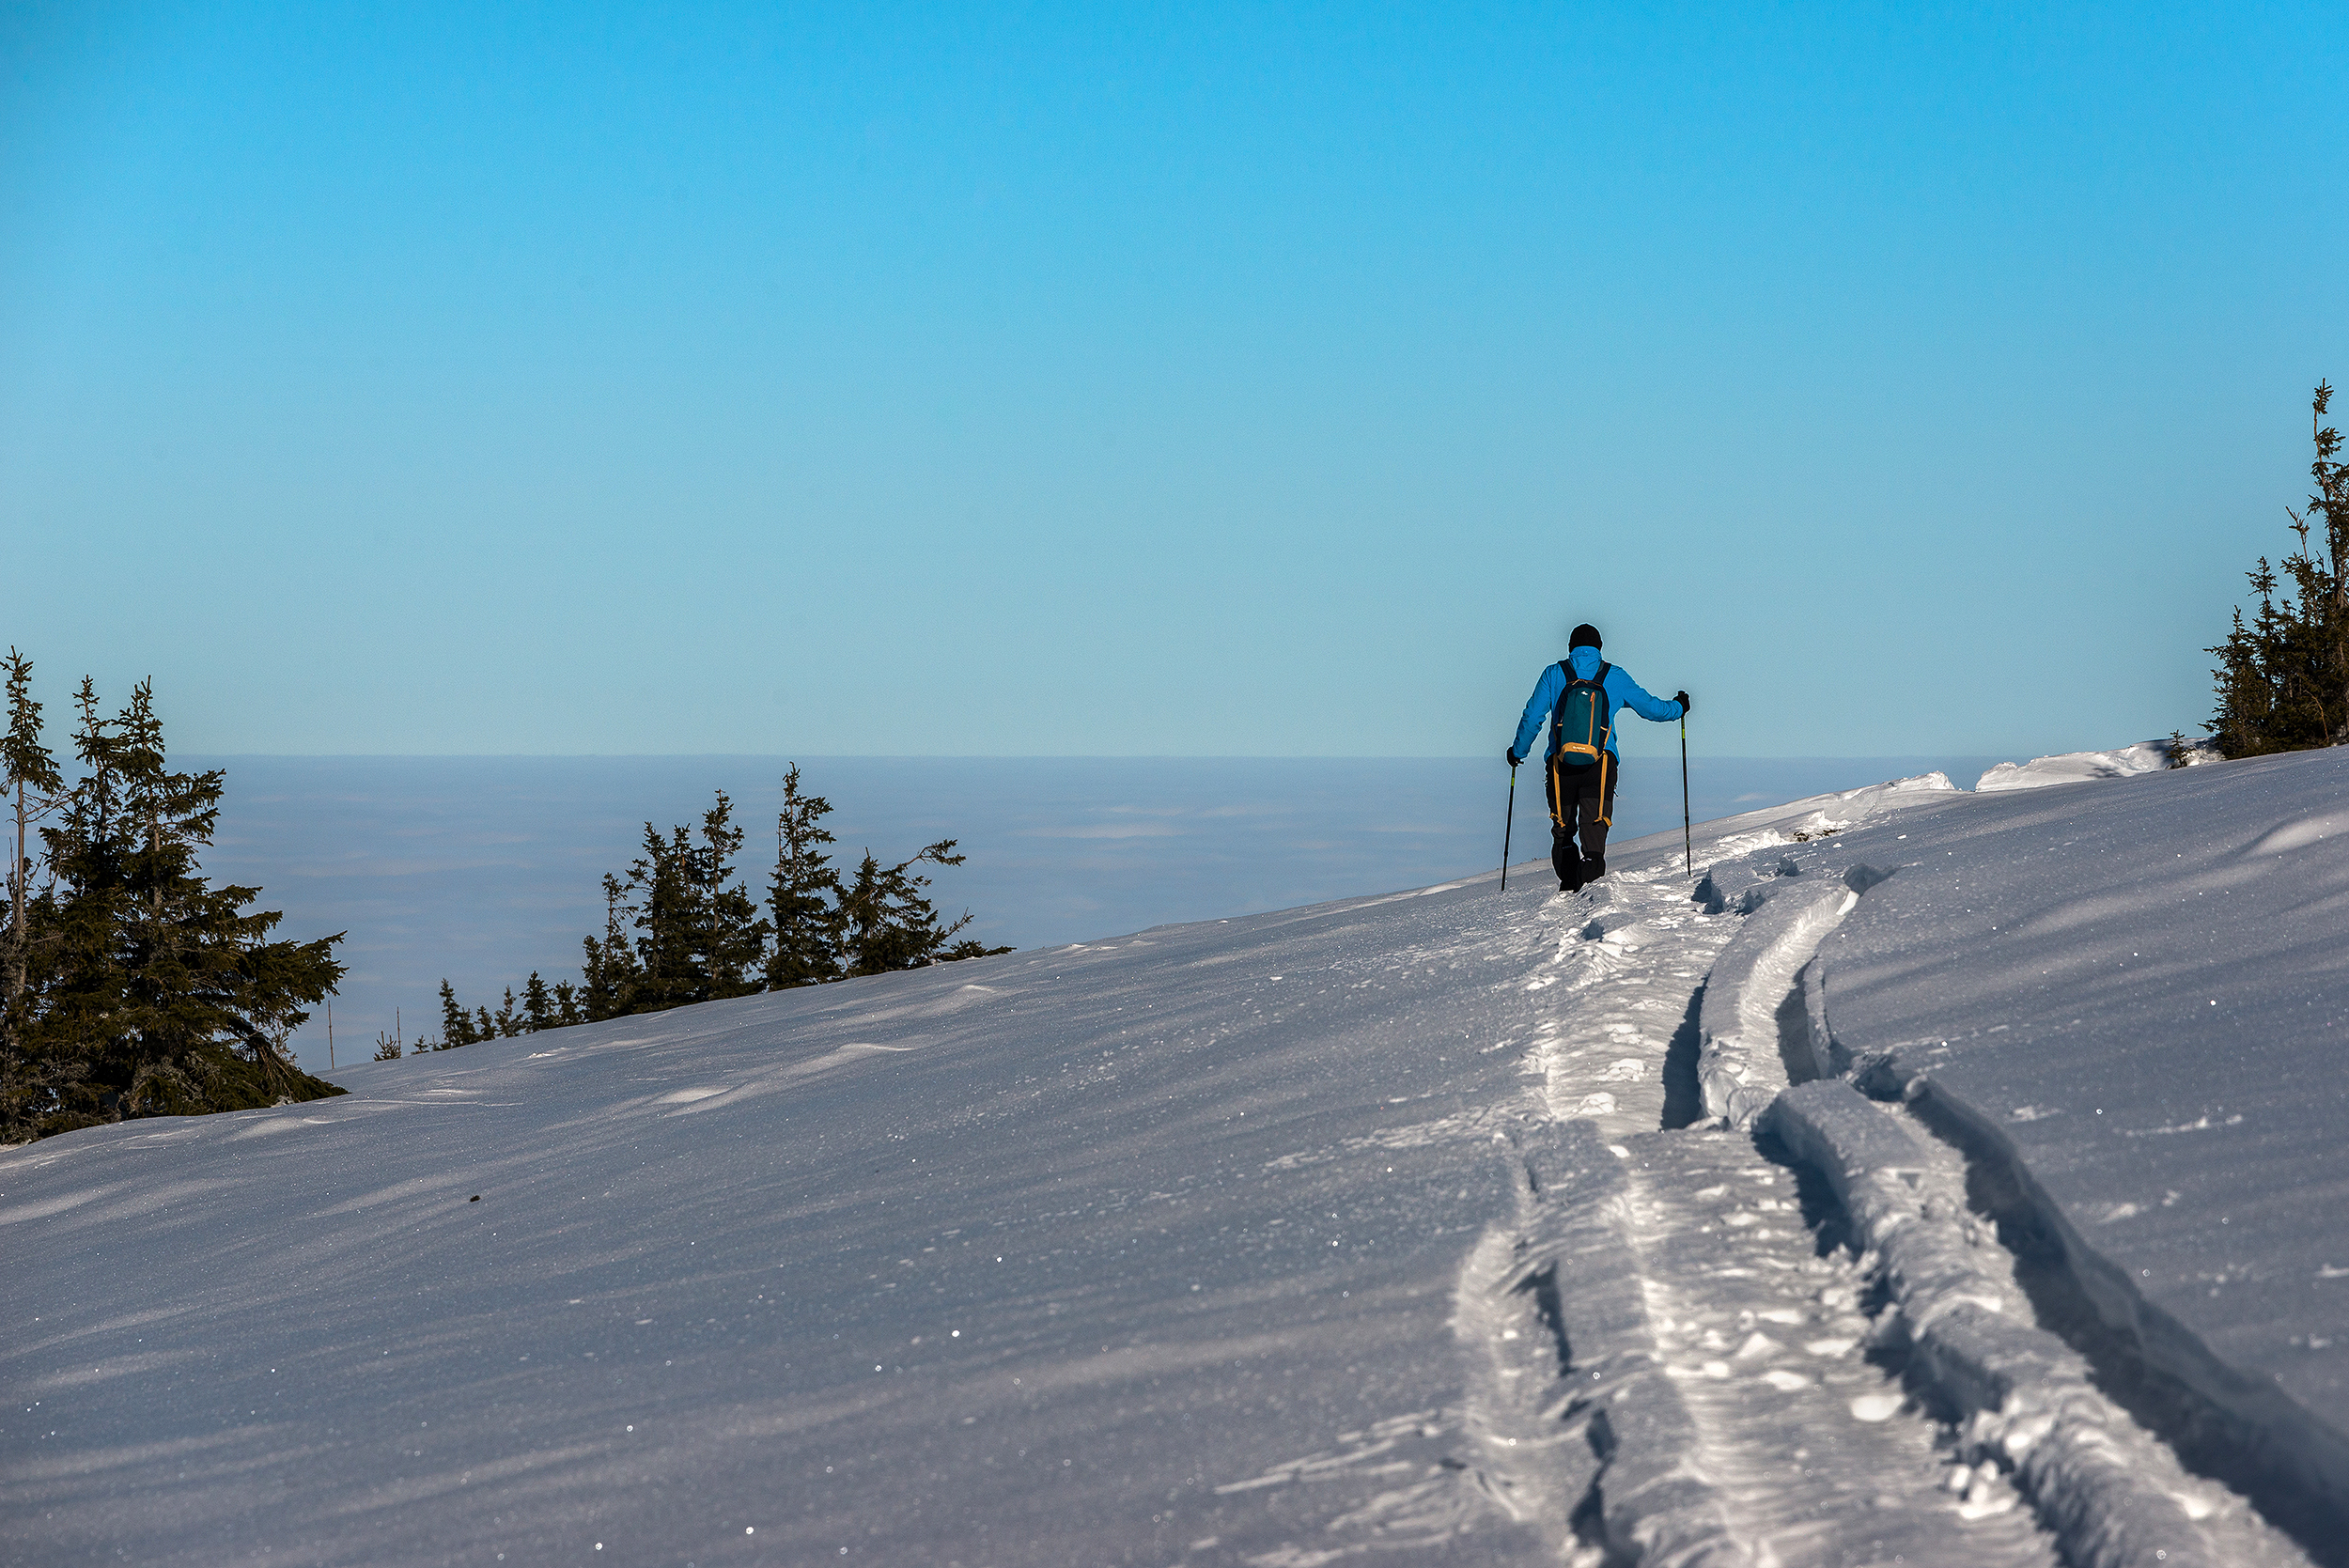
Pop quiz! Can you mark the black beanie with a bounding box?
[1569,623,1603,651]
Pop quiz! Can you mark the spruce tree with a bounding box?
[522,971,552,1032]
[17,679,344,1132]
[30,679,130,1127]
[115,682,345,1108]
[2211,382,2349,753]
[397,766,1004,1047]
[695,792,770,1000]
[592,793,771,1018]
[766,764,843,988]
[0,651,64,1134]
[621,821,698,1011]
[838,840,978,977]
[437,979,476,1048]
[580,874,642,1020]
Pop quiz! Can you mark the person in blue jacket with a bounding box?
[1507,623,1690,893]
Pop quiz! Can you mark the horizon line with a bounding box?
[177,750,2030,762]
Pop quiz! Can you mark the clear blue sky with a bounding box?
[4,2,2343,759]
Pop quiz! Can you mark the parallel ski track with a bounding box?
[1463,831,2312,1566]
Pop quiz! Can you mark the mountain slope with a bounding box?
[5,749,2344,1566]
[5,867,1578,1565]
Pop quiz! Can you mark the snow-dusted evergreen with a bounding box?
[5,746,2343,1565]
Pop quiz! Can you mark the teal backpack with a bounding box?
[1550,660,1611,766]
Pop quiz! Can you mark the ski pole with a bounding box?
[1501,762,1517,892]
[1680,716,1692,874]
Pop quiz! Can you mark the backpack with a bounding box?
[1550,660,1612,766]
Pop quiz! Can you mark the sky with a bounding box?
[4,1,2345,759]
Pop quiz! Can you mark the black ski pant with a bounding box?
[1546,753,1616,889]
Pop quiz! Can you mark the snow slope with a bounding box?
[3,873,1590,1566]
[1806,745,2349,1554]
[4,750,2343,1566]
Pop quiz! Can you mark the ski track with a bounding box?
[1457,823,2314,1567]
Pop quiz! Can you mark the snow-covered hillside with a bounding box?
[5,748,2344,1566]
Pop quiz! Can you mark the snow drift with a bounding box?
[1973,738,2189,791]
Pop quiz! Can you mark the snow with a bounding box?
[1673,768,1962,844]
[3,877,1576,1565]
[4,747,2344,1565]
[1765,1080,2289,1567]
[1806,745,2349,1554]
[1973,738,2183,791]
[1691,868,1864,1125]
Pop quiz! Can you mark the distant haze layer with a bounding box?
[194,754,2008,1073]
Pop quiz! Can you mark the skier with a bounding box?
[1506,624,1689,893]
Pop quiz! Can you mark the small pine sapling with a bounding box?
[522,971,552,1032]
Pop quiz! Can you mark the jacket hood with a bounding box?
[1569,645,1605,680]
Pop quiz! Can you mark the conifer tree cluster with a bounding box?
[2208,382,2349,756]
[0,656,347,1141]
[412,765,1007,1052]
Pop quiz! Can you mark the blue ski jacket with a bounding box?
[1512,646,1684,762]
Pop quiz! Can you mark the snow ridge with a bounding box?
[1973,741,2179,792]
[1762,1080,2298,1568]
[1832,1049,2349,1564]
[1689,861,1885,1126]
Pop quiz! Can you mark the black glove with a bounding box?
[1674,690,1692,716]
[1505,747,1521,768]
